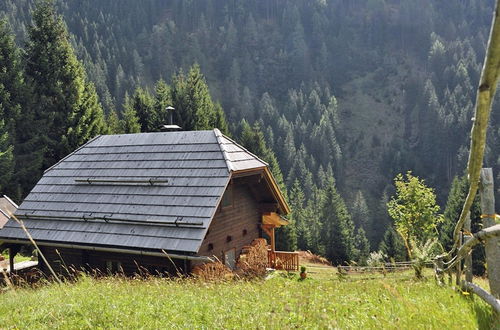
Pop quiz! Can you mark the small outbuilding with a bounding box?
[0,129,297,275]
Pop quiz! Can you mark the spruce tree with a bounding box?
[0,19,22,134]
[379,227,407,262]
[171,64,228,133]
[130,87,155,132]
[121,93,142,134]
[320,176,356,265]
[0,20,18,196]
[153,79,172,129]
[0,115,14,195]
[25,0,105,169]
[354,227,370,265]
[289,180,309,250]
[106,109,123,134]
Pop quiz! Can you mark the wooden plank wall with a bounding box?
[198,181,262,262]
[39,246,186,276]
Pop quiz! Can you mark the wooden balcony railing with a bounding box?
[268,250,299,271]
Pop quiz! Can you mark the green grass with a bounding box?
[0,270,495,329]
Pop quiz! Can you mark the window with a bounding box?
[221,185,233,208]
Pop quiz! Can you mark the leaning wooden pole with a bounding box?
[479,169,500,300]
[449,0,500,256]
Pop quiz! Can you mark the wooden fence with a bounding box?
[268,250,299,271]
[437,168,500,321]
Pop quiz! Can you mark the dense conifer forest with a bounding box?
[0,0,497,266]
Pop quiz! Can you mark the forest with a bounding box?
[0,0,497,268]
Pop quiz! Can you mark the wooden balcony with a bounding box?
[268,250,299,271]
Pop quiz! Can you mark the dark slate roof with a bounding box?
[0,129,269,253]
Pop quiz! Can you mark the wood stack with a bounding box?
[235,238,268,278]
[191,261,234,281]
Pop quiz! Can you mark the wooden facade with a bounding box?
[198,179,262,267]
[38,246,187,276]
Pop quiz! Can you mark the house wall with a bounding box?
[198,181,262,264]
[38,246,187,276]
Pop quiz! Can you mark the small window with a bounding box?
[226,235,232,243]
[208,243,214,251]
[221,185,233,208]
[242,229,247,236]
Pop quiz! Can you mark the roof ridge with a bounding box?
[44,135,103,174]
[215,130,268,167]
[213,129,234,172]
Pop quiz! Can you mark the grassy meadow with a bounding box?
[0,265,495,329]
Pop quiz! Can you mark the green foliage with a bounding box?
[387,172,443,257]
[289,180,309,250]
[22,0,105,190]
[170,64,228,134]
[0,275,494,328]
[106,109,123,135]
[440,175,485,275]
[320,176,356,265]
[0,19,17,196]
[354,227,370,265]
[0,117,14,195]
[410,238,439,279]
[378,227,407,262]
[121,93,141,134]
[129,87,155,132]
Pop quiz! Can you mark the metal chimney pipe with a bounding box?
[166,106,175,125]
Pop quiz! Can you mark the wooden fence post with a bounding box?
[464,212,473,283]
[479,168,500,299]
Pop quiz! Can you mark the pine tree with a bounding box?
[378,227,407,262]
[354,227,370,265]
[24,0,105,170]
[153,79,172,129]
[320,176,356,265]
[121,93,141,134]
[0,115,14,195]
[0,19,22,135]
[64,82,106,148]
[0,20,19,196]
[170,64,228,132]
[130,87,155,132]
[106,109,123,134]
[289,180,309,250]
[351,190,370,229]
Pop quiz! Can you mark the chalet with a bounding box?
[0,129,298,275]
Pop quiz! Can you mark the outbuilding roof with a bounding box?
[0,129,288,254]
